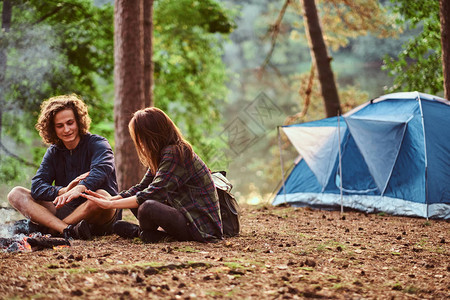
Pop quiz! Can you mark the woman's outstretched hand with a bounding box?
[81,190,113,209]
[82,191,138,209]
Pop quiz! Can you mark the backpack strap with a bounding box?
[211,171,233,193]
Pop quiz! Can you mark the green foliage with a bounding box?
[316,0,399,51]
[0,0,234,184]
[155,0,235,34]
[0,156,28,184]
[0,0,115,175]
[1,0,114,112]
[2,112,33,145]
[153,0,235,164]
[382,0,443,94]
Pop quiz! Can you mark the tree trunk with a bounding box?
[143,0,154,108]
[301,0,341,117]
[114,0,146,190]
[0,0,12,161]
[440,0,450,100]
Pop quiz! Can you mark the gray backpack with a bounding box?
[211,171,240,237]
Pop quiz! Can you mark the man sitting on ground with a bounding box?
[8,94,118,240]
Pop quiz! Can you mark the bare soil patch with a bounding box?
[0,204,449,299]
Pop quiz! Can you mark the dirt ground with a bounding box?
[0,204,449,299]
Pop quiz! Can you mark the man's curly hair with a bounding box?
[35,94,91,145]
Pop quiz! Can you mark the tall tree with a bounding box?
[301,0,341,117]
[440,0,449,99]
[262,0,395,118]
[114,0,146,190]
[143,0,154,107]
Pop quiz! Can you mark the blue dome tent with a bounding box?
[273,92,450,219]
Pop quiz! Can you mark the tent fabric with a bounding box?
[272,193,450,219]
[421,100,450,205]
[344,115,411,194]
[339,132,378,193]
[283,117,346,191]
[273,92,450,219]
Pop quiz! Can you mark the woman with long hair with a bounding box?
[82,107,223,242]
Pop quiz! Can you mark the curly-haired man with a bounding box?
[8,94,119,240]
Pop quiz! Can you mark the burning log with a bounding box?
[27,237,70,250]
[6,241,27,252]
[1,221,71,252]
[1,235,70,252]
[0,237,32,252]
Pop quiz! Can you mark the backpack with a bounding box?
[211,171,240,237]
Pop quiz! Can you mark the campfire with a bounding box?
[0,234,33,252]
[0,222,71,252]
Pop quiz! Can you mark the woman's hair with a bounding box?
[35,94,91,145]
[128,107,193,171]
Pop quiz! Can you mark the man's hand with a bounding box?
[58,172,90,196]
[53,184,87,209]
[67,172,90,191]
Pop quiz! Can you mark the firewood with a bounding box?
[27,237,70,250]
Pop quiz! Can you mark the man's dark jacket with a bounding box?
[31,133,118,201]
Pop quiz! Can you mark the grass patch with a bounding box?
[270,207,295,217]
[65,267,98,274]
[432,245,447,254]
[27,294,47,299]
[327,275,340,282]
[331,283,346,290]
[185,261,212,268]
[205,290,225,297]
[316,240,346,252]
[297,233,311,239]
[44,266,99,275]
[176,246,200,253]
[404,285,419,294]
[140,261,212,275]
[223,262,246,270]
[295,250,310,256]
[316,244,327,251]
[414,239,428,249]
[131,261,162,268]
[225,287,239,297]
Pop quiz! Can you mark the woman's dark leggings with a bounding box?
[136,200,194,242]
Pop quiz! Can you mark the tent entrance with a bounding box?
[344,115,412,195]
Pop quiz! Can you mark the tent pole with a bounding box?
[278,126,287,204]
[338,114,343,214]
[417,93,429,220]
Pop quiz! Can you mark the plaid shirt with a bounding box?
[120,145,223,241]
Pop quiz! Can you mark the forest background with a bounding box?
[0,0,446,222]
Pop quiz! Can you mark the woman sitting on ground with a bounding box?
[82,107,223,243]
